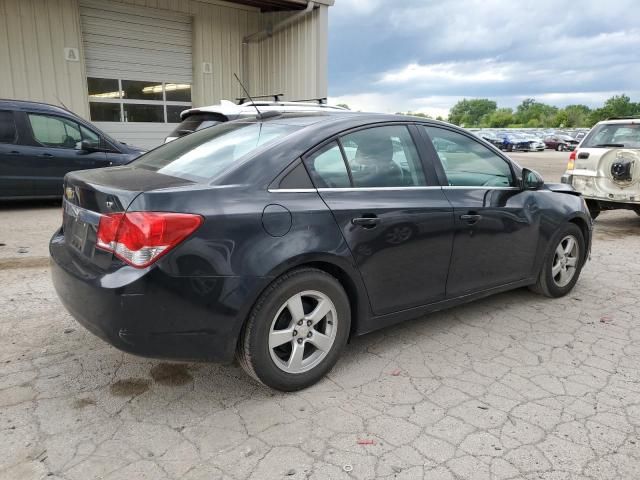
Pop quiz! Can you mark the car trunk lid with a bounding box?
[62,166,195,266]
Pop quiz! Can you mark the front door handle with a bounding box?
[460,214,482,225]
[352,216,380,228]
[40,153,54,157]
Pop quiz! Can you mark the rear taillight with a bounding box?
[567,150,576,170]
[96,212,203,268]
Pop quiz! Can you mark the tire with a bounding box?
[634,207,640,217]
[556,144,564,152]
[237,268,351,391]
[530,223,585,298]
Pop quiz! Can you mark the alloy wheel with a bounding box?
[268,291,338,374]
[551,235,579,287]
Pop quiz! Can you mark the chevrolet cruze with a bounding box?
[50,113,592,391]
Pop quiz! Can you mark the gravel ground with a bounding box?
[2,151,640,480]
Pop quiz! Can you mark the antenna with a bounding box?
[233,73,262,118]
[56,95,71,112]
[233,74,281,120]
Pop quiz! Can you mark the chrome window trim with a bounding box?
[268,186,522,193]
[317,186,443,192]
[267,188,317,193]
[442,186,520,190]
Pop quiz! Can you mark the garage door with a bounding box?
[80,0,192,148]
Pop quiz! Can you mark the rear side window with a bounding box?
[0,110,17,144]
[28,113,81,148]
[341,125,426,188]
[305,141,351,188]
[134,122,299,182]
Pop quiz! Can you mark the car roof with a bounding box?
[0,98,77,116]
[181,100,349,119]
[597,118,640,125]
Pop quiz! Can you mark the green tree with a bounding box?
[484,108,514,128]
[588,94,640,125]
[448,98,497,126]
[515,98,558,126]
[336,103,350,110]
[562,104,591,127]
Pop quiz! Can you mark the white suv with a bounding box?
[164,99,348,143]
[561,117,640,219]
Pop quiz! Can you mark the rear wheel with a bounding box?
[634,207,640,216]
[530,223,585,298]
[237,268,350,391]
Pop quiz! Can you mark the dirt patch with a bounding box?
[0,257,50,270]
[150,363,193,386]
[109,378,151,396]
[72,397,96,409]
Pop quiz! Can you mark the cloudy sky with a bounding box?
[327,0,640,117]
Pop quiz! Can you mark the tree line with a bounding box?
[445,94,640,128]
[339,94,640,128]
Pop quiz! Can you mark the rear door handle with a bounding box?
[460,214,482,225]
[352,216,380,228]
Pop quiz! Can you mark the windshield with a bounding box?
[134,122,299,182]
[582,123,640,148]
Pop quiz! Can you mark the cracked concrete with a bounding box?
[2,152,640,478]
[1,210,639,479]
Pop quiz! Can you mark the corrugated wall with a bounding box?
[0,0,89,117]
[0,0,327,121]
[247,5,328,102]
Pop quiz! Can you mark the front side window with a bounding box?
[87,77,192,123]
[28,114,81,148]
[423,126,514,187]
[134,122,299,182]
[0,110,17,144]
[305,141,351,188]
[340,125,426,188]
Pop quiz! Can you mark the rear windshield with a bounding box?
[134,122,299,182]
[168,113,225,138]
[582,123,640,148]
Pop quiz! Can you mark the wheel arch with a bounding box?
[233,253,370,352]
[567,214,591,260]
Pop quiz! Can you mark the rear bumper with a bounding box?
[50,231,269,363]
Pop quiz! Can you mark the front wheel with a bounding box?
[530,223,585,298]
[556,144,564,152]
[237,268,350,391]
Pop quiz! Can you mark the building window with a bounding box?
[87,77,191,123]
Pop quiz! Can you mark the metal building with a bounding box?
[0,0,332,148]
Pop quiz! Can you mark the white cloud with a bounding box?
[378,60,511,85]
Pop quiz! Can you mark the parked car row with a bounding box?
[473,128,588,153]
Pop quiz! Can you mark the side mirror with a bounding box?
[75,140,101,152]
[522,168,544,190]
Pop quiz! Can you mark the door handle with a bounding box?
[40,153,54,157]
[460,214,482,225]
[10,150,21,154]
[352,216,380,228]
